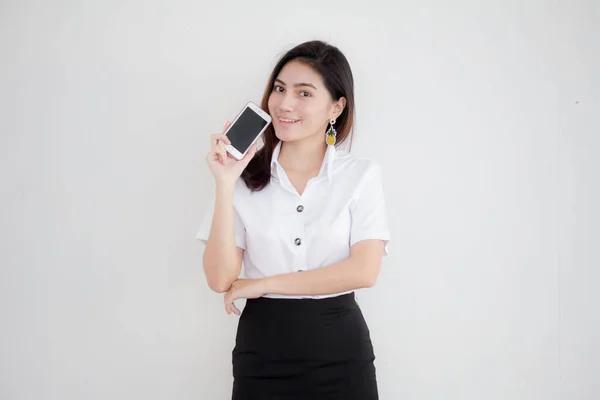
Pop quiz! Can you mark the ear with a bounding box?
[331,97,347,120]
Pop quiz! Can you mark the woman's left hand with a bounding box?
[224,278,268,315]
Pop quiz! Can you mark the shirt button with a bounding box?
[294,238,302,246]
[296,205,304,212]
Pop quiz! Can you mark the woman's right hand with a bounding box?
[206,121,258,185]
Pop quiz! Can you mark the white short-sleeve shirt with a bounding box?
[197,141,390,299]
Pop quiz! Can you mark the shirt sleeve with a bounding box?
[196,201,247,250]
[349,163,391,255]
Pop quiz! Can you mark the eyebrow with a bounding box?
[274,79,317,90]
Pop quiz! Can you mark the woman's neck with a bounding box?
[278,137,327,173]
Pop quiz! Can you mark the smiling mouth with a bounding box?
[278,117,300,124]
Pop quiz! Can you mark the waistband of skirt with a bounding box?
[246,291,356,310]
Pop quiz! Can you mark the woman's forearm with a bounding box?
[262,255,378,296]
[203,180,242,292]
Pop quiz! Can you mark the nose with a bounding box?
[278,92,296,113]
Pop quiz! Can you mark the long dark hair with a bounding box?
[241,40,356,191]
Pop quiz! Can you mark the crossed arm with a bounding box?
[221,239,386,315]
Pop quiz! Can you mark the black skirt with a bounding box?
[231,292,378,399]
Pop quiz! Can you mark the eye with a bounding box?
[299,91,311,97]
[273,85,284,93]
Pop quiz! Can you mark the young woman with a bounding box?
[197,40,390,399]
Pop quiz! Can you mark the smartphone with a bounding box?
[224,101,272,160]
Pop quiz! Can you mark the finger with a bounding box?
[209,138,228,165]
[218,120,232,161]
[230,301,241,316]
[206,149,224,165]
[211,135,231,153]
[224,293,231,314]
[222,120,232,133]
[216,141,227,164]
[211,133,231,150]
[241,144,258,163]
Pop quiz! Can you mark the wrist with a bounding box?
[261,276,274,295]
[215,177,237,191]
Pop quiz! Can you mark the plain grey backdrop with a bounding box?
[1,0,599,399]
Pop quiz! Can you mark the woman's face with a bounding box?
[267,60,344,144]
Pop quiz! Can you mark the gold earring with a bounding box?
[326,118,337,146]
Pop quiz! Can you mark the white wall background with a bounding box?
[1,1,598,399]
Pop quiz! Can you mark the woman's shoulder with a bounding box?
[332,149,383,179]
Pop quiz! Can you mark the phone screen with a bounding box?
[227,107,269,153]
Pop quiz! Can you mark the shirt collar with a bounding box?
[270,141,336,183]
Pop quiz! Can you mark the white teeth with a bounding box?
[279,118,299,123]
